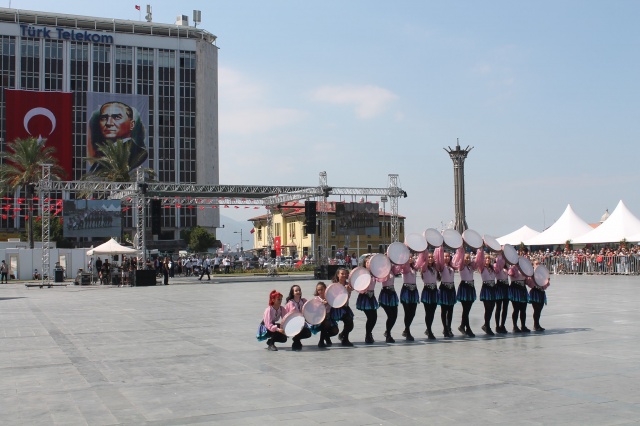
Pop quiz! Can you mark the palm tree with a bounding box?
[0,137,65,248]
[84,140,153,182]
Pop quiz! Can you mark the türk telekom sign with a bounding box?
[20,24,114,44]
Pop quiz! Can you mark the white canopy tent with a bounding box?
[574,200,640,244]
[86,238,140,256]
[497,225,540,246]
[524,204,593,246]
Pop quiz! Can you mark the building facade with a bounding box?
[0,8,219,247]
[249,202,405,260]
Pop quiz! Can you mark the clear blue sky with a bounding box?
[12,1,640,241]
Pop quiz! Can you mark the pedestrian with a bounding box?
[0,260,8,283]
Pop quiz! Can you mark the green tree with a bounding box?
[84,140,153,182]
[0,137,65,248]
[188,226,215,253]
[26,216,73,248]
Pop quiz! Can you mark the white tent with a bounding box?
[86,238,140,256]
[497,225,540,246]
[524,204,593,246]
[573,200,640,244]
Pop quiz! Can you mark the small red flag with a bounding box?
[250,228,255,234]
[135,5,141,10]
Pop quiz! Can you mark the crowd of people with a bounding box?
[528,245,640,275]
[257,246,551,351]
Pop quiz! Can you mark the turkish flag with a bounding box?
[5,89,73,179]
[274,236,282,257]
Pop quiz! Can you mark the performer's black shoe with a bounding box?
[534,324,545,331]
[365,333,374,344]
[425,329,429,336]
[465,328,475,338]
[448,327,455,337]
[513,325,522,333]
[482,325,495,336]
[317,340,327,348]
[401,330,407,337]
[341,338,354,347]
[291,341,302,351]
[338,332,344,341]
[405,331,414,341]
[427,331,436,340]
[499,325,508,334]
[458,325,466,335]
[325,337,333,347]
[443,328,449,338]
[385,334,395,343]
[521,325,531,333]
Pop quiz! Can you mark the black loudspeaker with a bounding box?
[151,199,162,235]
[270,249,277,259]
[305,201,317,234]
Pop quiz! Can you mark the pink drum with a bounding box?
[534,264,550,286]
[349,266,372,292]
[518,256,534,277]
[483,234,502,252]
[368,253,391,279]
[405,233,428,253]
[502,244,519,265]
[325,283,348,308]
[462,229,483,250]
[281,311,305,337]
[442,229,463,250]
[423,228,444,248]
[302,298,326,325]
[387,242,410,265]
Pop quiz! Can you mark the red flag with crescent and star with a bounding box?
[4,89,73,179]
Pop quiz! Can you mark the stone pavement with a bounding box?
[0,273,639,425]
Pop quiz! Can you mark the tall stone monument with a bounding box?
[444,139,473,233]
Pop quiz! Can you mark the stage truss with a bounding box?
[36,170,406,270]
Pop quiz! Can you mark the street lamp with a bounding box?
[234,230,249,253]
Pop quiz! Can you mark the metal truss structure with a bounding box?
[36,172,406,271]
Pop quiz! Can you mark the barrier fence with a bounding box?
[531,254,640,275]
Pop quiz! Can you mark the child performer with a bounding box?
[285,284,312,351]
[256,290,287,351]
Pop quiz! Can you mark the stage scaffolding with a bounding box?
[36,170,406,271]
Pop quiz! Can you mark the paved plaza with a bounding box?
[1,273,639,425]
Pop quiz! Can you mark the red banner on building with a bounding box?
[5,89,73,179]
[274,236,282,256]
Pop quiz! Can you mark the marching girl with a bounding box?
[284,284,312,351]
[415,250,438,340]
[378,270,399,343]
[330,267,355,347]
[256,290,288,351]
[527,260,550,331]
[355,275,379,344]
[434,245,463,337]
[456,249,483,338]
[478,253,498,335]
[396,256,420,341]
[494,254,510,333]
[314,282,339,348]
[508,260,531,333]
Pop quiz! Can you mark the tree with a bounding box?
[84,140,153,182]
[26,216,73,248]
[0,137,65,248]
[188,226,215,253]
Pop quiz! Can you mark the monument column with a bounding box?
[444,139,473,233]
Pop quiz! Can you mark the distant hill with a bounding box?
[216,215,254,251]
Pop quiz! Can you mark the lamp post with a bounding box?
[234,230,249,254]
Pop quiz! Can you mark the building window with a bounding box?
[20,38,39,90]
[92,44,111,92]
[114,45,133,94]
[274,223,281,237]
[367,244,372,253]
[44,40,63,90]
[289,223,296,239]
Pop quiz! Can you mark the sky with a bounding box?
[10,1,640,247]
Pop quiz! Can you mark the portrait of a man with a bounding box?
[86,93,150,173]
